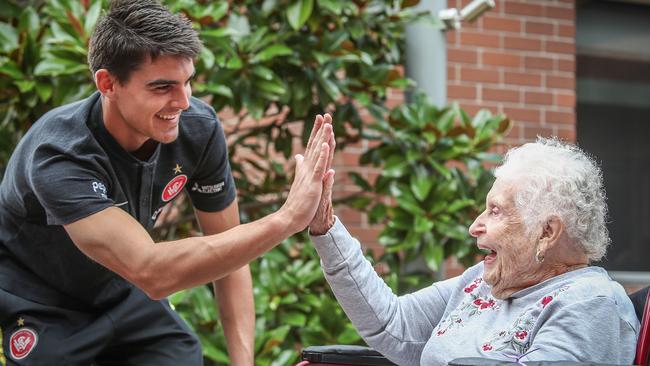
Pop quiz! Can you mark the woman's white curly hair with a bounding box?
[494,137,610,262]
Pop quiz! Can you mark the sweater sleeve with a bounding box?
[310,217,460,366]
[523,297,638,364]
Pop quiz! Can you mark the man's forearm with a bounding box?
[215,265,255,366]
[145,208,295,299]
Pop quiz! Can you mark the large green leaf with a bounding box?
[250,44,293,63]
[286,0,314,30]
[0,22,19,53]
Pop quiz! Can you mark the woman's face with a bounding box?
[468,179,540,299]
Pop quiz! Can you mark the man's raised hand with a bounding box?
[280,114,334,234]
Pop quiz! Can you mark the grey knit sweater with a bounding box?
[311,218,639,366]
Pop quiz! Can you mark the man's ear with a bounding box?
[538,216,564,253]
[95,69,117,97]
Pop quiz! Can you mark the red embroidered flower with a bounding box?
[482,344,493,351]
[515,330,528,340]
[464,284,478,293]
[480,299,495,309]
[455,319,462,323]
[436,330,446,336]
[473,299,483,306]
[541,296,553,308]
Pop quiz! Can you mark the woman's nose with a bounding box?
[468,214,485,237]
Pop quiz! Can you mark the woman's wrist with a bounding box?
[309,215,335,236]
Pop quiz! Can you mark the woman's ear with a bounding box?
[538,216,564,253]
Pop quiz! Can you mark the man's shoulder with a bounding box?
[27,93,100,146]
[183,96,218,122]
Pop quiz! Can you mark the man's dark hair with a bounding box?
[88,0,202,83]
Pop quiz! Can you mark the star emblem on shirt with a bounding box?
[17,317,25,326]
[173,164,183,174]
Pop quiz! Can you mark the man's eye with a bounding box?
[154,85,171,91]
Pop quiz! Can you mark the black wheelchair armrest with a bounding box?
[301,345,396,366]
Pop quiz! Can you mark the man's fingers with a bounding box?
[306,114,323,153]
[307,123,331,167]
[312,142,330,180]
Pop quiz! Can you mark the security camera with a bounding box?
[438,8,460,30]
[460,0,495,23]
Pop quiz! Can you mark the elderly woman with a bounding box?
[309,138,639,365]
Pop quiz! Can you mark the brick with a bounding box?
[448,48,478,64]
[546,75,575,89]
[460,67,500,83]
[558,59,575,72]
[340,151,360,165]
[483,87,520,103]
[504,71,542,86]
[448,65,458,81]
[482,51,521,68]
[351,227,382,245]
[524,91,553,105]
[483,16,521,33]
[336,206,363,225]
[556,92,575,107]
[503,107,541,123]
[546,40,575,54]
[525,21,555,36]
[555,126,576,141]
[504,123,523,141]
[458,103,483,116]
[525,56,554,70]
[546,110,575,124]
[448,84,477,99]
[504,36,543,51]
[545,6,575,21]
[446,30,458,45]
[504,2,543,16]
[460,31,501,48]
[558,24,575,38]
[524,125,554,140]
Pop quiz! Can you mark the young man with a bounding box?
[0,1,334,364]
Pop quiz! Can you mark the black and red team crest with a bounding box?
[10,328,38,360]
[162,174,187,202]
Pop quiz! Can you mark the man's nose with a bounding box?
[171,86,190,110]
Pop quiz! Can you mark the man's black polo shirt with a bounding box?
[0,92,236,309]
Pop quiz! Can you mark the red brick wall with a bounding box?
[334,0,578,272]
[447,0,576,145]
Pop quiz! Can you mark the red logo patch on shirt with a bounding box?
[10,328,38,360]
[162,175,187,202]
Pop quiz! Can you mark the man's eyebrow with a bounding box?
[146,71,196,87]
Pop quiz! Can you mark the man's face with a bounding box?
[107,55,195,150]
[468,178,539,299]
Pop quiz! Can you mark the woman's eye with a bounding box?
[489,207,499,216]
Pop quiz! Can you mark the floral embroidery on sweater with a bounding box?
[480,285,570,356]
[434,277,501,336]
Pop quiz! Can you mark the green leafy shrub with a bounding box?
[350,95,510,293]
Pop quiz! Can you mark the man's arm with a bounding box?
[63,115,333,300]
[194,203,254,366]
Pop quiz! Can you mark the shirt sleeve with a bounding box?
[29,145,114,226]
[186,119,237,212]
[523,297,638,364]
[310,217,461,366]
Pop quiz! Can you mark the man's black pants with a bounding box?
[0,286,203,365]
